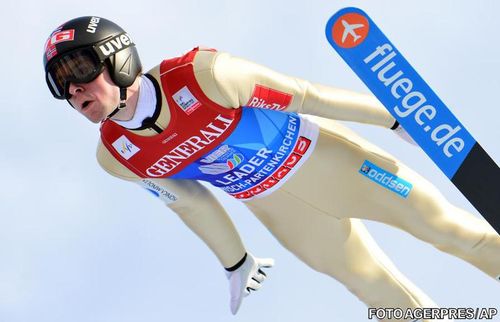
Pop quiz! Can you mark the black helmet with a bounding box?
[43,16,142,100]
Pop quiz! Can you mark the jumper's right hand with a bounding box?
[225,253,274,315]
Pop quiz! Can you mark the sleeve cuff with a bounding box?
[224,253,247,272]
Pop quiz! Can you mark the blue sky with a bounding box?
[1,1,498,321]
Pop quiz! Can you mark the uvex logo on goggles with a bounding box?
[95,32,134,60]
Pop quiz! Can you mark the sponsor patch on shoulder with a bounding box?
[172,86,201,114]
[245,85,293,111]
[112,135,140,160]
[359,160,412,198]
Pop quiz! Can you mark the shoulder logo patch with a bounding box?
[172,86,201,114]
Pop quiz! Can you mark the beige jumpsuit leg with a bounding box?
[246,121,499,322]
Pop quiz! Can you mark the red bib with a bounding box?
[100,48,242,178]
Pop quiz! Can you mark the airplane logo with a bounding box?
[332,12,369,48]
[341,20,363,43]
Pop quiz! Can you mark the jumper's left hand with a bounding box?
[392,122,417,145]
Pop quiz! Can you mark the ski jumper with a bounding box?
[97,48,500,322]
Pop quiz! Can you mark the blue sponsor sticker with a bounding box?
[139,179,178,204]
[146,188,160,198]
[325,7,476,179]
[359,160,413,198]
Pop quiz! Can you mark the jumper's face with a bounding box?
[68,68,120,123]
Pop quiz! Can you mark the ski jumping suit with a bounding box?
[97,48,499,321]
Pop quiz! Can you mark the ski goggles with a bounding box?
[45,47,104,100]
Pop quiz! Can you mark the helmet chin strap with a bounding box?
[106,87,127,119]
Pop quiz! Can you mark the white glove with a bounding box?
[392,122,417,146]
[225,253,274,315]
